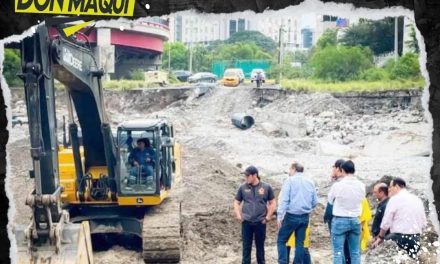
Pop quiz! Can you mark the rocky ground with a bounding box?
[6,85,439,263]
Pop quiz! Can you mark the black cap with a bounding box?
[137,138,149,144]
[243,166,258,176]
[334,159,345,168]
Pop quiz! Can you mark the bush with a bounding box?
[281,78,425,92]
[388,52,421,80]
[3,48,22,86]
[383,58,396,72]
[104,80,145,90]
[129,69,145,81]
[168,73,179,84]
[310,45,374,81]
[360,67,389,81]
[267,63,313,81]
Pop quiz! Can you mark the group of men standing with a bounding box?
[234,160,427,264]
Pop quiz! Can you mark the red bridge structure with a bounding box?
[49,18,170,80]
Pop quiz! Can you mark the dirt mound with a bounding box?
[181,208,242,263]
[94,246,143,264]
[263,92,351,116]
[365,239,437,264]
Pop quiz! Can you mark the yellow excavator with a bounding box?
[12,22,182,263]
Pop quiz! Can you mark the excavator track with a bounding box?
[142,198,182,263]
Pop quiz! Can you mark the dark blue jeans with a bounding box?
[277,213,309,264]
[287,246,311,264]
[386,233,421,259]
[128,165,154,185]
[242,221,266,264]
[326,206,351,264]
[331,217,361,264]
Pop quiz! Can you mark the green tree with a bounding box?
[292,50,310,65]
[316,29,338,49]
[388,52,421,80]
[225,31,277,54]
[405,25,420,54]
[310,45,374,81]
[3,48,21,87]
[268,63,313,80]
[192,45,212,72]
[340,17,404,56]
[162,42,188,71]
[213,42,272,61]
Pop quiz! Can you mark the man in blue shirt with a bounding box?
[277,162,318,264]
[127,138,156,185]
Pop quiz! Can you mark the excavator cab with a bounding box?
[116,119,178,197]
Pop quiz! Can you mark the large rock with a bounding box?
[260,122,286,137]
[362,131,430,157]
[318,111,336,118]
[317,141,358,157]
[254,111,307,138]
[275,112,307,138]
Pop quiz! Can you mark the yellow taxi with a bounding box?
[222,72,240,87]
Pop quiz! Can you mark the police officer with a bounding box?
[234,166,276,264]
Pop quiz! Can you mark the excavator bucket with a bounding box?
[14,221,93,264]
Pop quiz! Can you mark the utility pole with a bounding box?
[168,46,171,73]
[277,25,285,84]
[189,41,193,73]
[287,19,291,51]
[394,16,399,61]
[189,21,194,73]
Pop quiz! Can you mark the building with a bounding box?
[301,28,313,49]
[313,15,351,46]
[247,16,302,50]
[168,13,351,51]
[168,14,303,47]
[168,15,251,45]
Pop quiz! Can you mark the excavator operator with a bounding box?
[127,137,156,186]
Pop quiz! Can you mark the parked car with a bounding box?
[188,72,218,83]
[173,70,192,82]
[224,68,245,83]
[222,72,241,87]
[250,69,266,83]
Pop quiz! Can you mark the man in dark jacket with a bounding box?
[127,138,156,185]
[371,182,390,238]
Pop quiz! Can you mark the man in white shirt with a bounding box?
[327,160,365,264]
[371,177,427,258]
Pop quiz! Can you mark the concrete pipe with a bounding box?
[231,113,255,130]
